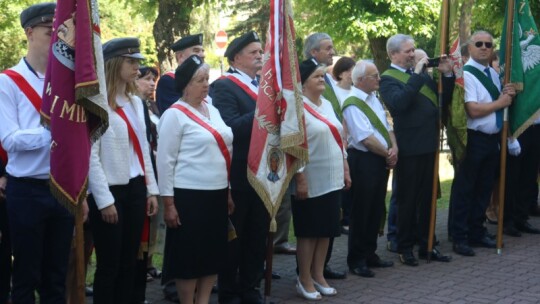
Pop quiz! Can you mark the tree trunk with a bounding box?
[153,0,194,73]
[368,36,389,73]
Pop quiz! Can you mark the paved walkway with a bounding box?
[90,210,540,304]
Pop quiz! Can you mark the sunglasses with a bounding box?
[473,41,493,49]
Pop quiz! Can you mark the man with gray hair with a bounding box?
[303,32,346,280]
[379,33,454,266]
[342,60,397,277]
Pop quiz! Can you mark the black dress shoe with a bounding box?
[470,235,497,248]
[515,221,540,234]
[85,286,93,297]
[399,252,418,266]
[366,258,394,268]
[503,225,522,237]
[323,266,346,279]
[386,240,398,253]
[418,248,452,262]
[349,265,375,277]
[242,289,263,304]
[452,242,475,256]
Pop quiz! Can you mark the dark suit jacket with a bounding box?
[156,74,180,115]
[212,77,257,191]
[379,68,454,157]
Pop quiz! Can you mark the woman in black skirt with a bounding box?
[157,55,233,304]
[291,60,351,300]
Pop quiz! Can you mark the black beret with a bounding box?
[170,34,203,52]
[175,55,205,95]
[225,31,260,61]
[20,2,56,29]
[103,37,145,61]
[299,58,322,84]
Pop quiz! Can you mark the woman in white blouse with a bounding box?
[88,37,159,304]
[292,59,351,300]
[332,56,355,106]
[157,55,233,304]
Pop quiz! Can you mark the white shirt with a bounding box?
[464,58,502,134]
[333,85,350,106]
[116,95,146,178]
[343,87,392,152]
[0,59,51,179]
[157,100,233,195]
[232,68,259,95]
[291,96,344,198]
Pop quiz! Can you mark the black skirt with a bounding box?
[291,190,341,238]
[162,188,228,280]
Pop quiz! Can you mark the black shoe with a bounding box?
[418,248,452,262]
[323,266,346,279]
[515,221,540,234]
[470,235,497,248]
[503,225,522,237]
[349,265,375,277]
[386,240,398,253]
[453,242,475,256]
[272,271,281,279]
[242,289,263,304]
[399,252,418,266]
[85,287,93,297]
[366,257,394,268]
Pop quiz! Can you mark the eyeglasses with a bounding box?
[473,41,493,49]
[364,73,380,79]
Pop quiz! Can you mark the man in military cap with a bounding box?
[212,31,267,304]
[0,3,81,303]
[156,33,205,114]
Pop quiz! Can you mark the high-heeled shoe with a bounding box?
[312,280,337,296]
[296,277,322,300]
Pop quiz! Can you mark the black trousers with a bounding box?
[0,196,11,304]
[396,152,436,253]
[505,124,540,225]
[347,149,389,267]
[218,188,270,302]
[450,130,499,243]
[89,176,146,304]
[6,177,74,304]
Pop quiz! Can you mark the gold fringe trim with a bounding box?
[511,108,540,138]
[49,175,88,215]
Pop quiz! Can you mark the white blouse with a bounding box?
[157,100,233,196]
[292,96,345,198]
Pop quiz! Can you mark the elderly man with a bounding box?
[379,34,453,266]
[156,33,206,114]
[342,60,397,277]
[449,31,516,256]
[0,3,81,302]
[213,31,267,304]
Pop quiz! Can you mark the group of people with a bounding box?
[1,2,539,304]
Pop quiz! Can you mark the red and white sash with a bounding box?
[226,74,258,101]
[303,102,344,153]
[115,107,146,179]
[171,104,231,180]
[0,69,43,165]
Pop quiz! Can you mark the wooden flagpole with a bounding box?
[496,0,515,255]
[427,0,450,262]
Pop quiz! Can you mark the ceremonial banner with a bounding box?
[436,0,470,166]
[41,0,108,212]
[247,0,307,232]
[500,0,540,137]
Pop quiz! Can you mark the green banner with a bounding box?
[500,0,540,137]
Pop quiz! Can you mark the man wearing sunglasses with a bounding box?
[449,31,516,257]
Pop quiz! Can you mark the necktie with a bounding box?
[485,67,503,128]
[251,79,259,87]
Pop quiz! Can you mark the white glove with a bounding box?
[507,138,521,156]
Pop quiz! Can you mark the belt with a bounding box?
[8,175,49,186]
[467,129,500,138]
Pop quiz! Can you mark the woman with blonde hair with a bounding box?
[88,37,159,304]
